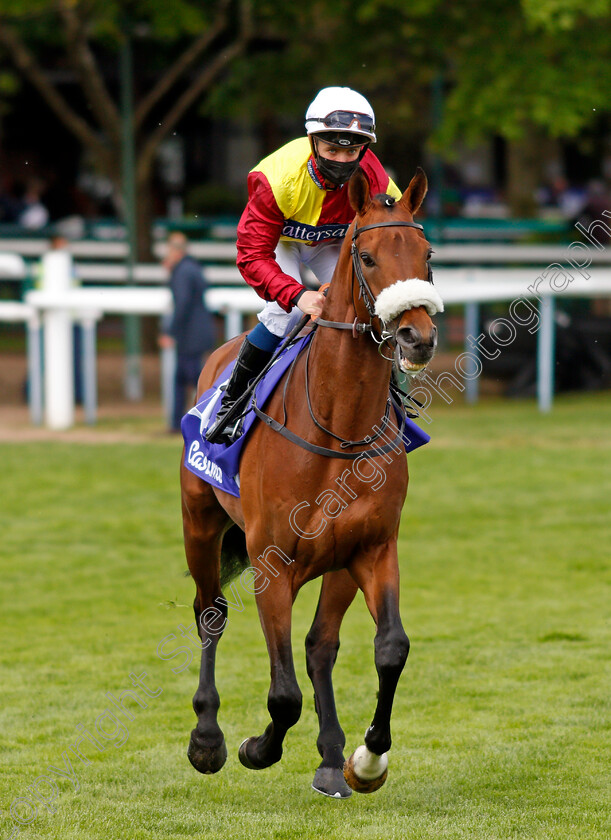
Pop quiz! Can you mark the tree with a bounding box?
[0,0,257,257]
[298,0,611,213]
[212,0,611,213]
[433,0,611,213]
[1,0,609,229]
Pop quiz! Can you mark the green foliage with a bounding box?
[0,67,18,96]
[522,0,611,30]
[435,0,611,146]
[209,0,611,150]
[0,0,608,175]
[0,0,211,41]
[0,0,52,17]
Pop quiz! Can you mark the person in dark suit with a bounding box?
[159,232,215,432]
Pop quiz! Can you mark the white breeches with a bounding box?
[257,241,342,337]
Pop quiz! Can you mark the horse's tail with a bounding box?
[220,524,250,588]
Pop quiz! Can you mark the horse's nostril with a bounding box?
[397,326,421,348]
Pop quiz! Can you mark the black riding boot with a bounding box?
[205,339,273,444]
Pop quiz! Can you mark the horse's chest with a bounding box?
[286,464,406,553]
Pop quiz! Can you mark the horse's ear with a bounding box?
[349,168,372,215]
[398,167,428,216]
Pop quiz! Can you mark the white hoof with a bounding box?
[343,745,388,793]
[352,745,388,779]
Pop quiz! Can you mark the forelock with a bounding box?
[373,193,397,208]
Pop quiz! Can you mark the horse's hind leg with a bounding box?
[238,573,302,770]
[344,541,410,793]
[181,463,230,774]
[305,569,358,799]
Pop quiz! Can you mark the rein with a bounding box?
[303,338,394,448]
[252,399,406,461]
[251,330,405,460]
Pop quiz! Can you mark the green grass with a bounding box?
[1,393,610,839]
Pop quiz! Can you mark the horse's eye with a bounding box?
[360,252,375,267]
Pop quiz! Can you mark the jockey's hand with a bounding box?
[296,290,325,319]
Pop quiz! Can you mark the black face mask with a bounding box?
[316,156,360,186]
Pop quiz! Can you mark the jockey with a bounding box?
[206,86,401,444]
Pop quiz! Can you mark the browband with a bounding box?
[353,220,424,238]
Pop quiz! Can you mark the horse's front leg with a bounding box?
[344,540,410,793]
[238,573,302,770]
[306,568,358,798]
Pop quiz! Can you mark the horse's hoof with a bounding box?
[312,765,352,799]
[238,737,263,769]
[343,745,388,793]
[238,736,281,770]
[187,731,227,774]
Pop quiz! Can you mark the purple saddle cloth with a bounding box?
[181,332,430,498]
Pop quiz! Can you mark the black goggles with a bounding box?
[318,110,375,133]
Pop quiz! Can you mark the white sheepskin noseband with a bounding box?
[374,278,444,323]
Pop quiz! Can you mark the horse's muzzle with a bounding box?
[394,320,437,374]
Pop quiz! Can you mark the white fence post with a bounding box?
[161,344,177,428]
[463,267,480,404]
[27,312,43,426]
[42,251,74,430]
[537,296,556,413]
[81,315,99,425]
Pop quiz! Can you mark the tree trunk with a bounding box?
[134,172,160,352]
[136,174,155,263]
[505,127,542,217]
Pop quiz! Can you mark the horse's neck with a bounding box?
[306,264,392,439]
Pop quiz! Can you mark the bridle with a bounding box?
[316,218,432,358]
[351,219,426,318]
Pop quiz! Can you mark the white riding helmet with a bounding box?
[305,87,377,144]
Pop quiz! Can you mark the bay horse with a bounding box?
[180,167,443,798]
